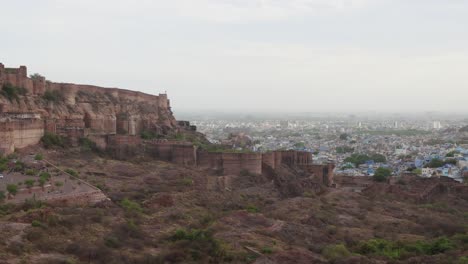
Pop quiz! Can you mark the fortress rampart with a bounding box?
[129,138,334,185]
[0,63,178,154]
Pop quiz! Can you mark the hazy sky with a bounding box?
[1,0,468,114]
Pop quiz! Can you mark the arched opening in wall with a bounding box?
[322,167,329,185]
[84,113,92,128]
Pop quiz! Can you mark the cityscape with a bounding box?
[189,114,468,182]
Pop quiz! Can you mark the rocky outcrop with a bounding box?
[0,63,180,153]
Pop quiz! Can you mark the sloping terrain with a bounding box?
[0,147,467,264]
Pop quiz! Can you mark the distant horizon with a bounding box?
[2,0,468,112]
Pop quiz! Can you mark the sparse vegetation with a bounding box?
[34,153,43,160]
[140,130,161,140]
[355,237,457,260]
[344,153,387,166]
[24,179,35,188]
[1,83,27,101]
[79,137,99,152]
[42,89,63,102]
[323,244,351,261]
[41,132,65,148]
[373,167,392,182]
[120,198,143,214]
[65,168,78,177]
[7,184,18,195]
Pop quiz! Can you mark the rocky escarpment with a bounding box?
[0,63,181,154]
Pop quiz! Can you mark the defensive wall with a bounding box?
[139,139,334,185]
[0,64,176,154]
[0,113,44,154]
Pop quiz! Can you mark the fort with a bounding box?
[0,63,178,154]
[0,63,335,186]
[145,141,335,186]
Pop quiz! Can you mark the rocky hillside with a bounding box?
[0,147,467,264]
[0,64,184,154]
[0,64,177,132]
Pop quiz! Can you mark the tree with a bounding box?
[7,184,18,196]
[293,142,305,149]
[29,73,45,80]
[344,154,370,166]
[426,159,445,168]
[339,133,349,140]
[373,167,392,182]
[370,154,387,163]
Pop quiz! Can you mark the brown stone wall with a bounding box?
[172,144,197,166]
[0,115,44,154]
[147,141,197,166]
[221,153,243,175]
[262,152,275,168]
[197,151,223,170]
[107,135,142,146]
[196,151,263,175]
[1,64,179,152]
[88,135,108,149]
[303,163,335,186]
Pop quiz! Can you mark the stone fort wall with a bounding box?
[0,64,175,154]
[138,139,334,185]
[0,113,44,154]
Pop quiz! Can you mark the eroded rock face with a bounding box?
[0,64,177,154]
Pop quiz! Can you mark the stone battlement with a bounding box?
[129,138,334,186]
[0,63,180,154]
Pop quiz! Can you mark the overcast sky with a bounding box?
[1,0,467,114]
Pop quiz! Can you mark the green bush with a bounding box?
[38,177,47,187]
[373,167,392,182]
[41,132,65,148]
[65,168,78,177]
[245,204,259,213]
[426,159,445,168]
[169,228,228,261]
[79,137,99,152]
[14,161,24,172]
[31,220,45,228]
[25,169,36,176]
[7,184,18,195]
[34,153,43,160]
[39,172,51,180]
[42,89,63,102]
[261,247,273,254]
[0,163,7,172]
[140,130,160,140]
[1,83,27,101]
[179,177,193,186]
[24,179,35,188]
[355,237,456,260]
[323,244,351,260]
[120,198,143,214]
[0,191,5,202]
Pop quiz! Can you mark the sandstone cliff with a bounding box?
[0,63,179,154]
